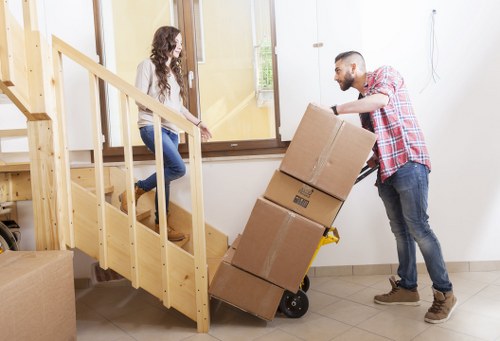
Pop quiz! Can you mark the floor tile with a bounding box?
[439,308,500,340]
[253,329,303,341]
[75,271,500,341]
[332,327,392,340]
[317,298,381,326]
[314,277,367,298]
[274,312,351,341]
[357,311,430,341]
[413,325,484,341]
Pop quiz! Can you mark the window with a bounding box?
[93,0,287,161]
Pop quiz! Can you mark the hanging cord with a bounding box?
[420,9,440,93]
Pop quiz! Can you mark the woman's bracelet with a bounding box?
[196,120,202,127]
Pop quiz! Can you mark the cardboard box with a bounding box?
[280,103,377,200]
[264,170,343,227]
[0,250,76,341]
[209,249,283,321]
[232,198,324,292]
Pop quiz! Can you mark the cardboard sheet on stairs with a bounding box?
[231,197,324,292]
[280,103,377,201]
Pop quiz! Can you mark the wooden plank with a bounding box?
[22,1,47,114]
[88,185,114,195]
[0,129,28,138]
[88,72,107,268]
[0,81,32,119]
[0,1,12,82]
[120,92,139,288]
[153,114,171,307]
[70,167,111,189]
[0,172,31,202]
[168,202,228,258]
[0,163,30,173]
[28,119,61,250]
[188,132,210,332]
[53,48,74,248]
[72,182,99,258]
[168,243,197,321]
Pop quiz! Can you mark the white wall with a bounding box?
[6,0,500,272]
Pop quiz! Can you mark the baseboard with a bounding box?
[309,260,500,277]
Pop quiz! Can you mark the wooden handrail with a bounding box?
[51,36,195,137]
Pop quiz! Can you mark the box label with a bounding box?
[293,195,309,208]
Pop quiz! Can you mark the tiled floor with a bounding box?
[76,271,500,341]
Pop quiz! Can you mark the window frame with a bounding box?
[93,0,288,162]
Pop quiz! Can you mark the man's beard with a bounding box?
[340,73,354,91]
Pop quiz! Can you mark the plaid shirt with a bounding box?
[360,66,431,182]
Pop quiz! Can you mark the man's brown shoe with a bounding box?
[374,276,421,306]
[424,289,457,324]
[118,185,146,213]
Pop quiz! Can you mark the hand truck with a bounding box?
[278,165,378,318]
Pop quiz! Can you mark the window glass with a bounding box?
[196,0,275,142]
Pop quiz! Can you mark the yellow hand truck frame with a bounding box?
[278,165,378,318]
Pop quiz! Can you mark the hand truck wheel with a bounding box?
[279,289,309,318]
[0,221,19,251]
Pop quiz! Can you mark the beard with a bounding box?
[339,72,354,91]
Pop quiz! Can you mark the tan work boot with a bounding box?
[118,185,146,213]
[424,289,457,324]
[374,276,421,306]
[155,224,186,242]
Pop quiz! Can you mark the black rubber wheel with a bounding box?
[279,289,309,318]
[300,275,310,292]
[0,221,18,251]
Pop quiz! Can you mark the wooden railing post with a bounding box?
[22,0,65,250]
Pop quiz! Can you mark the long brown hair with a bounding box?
[150,26,185,102]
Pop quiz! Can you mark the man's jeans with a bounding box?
[136,125,186,223]
[377,161,452,292]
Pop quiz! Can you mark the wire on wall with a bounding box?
[420,9,440,93]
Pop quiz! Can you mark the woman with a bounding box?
[119,26,212,241]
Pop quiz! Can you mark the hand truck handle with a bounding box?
[355,165,379,184]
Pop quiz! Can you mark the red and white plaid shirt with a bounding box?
[360,66,431,182]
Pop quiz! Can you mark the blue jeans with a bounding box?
[136,125,186,223]
[377,161,453,293]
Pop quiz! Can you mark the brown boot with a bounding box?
[154,224,186,241]
[119,185,146,213]
[424,289,458,324]
[374,276,421,306]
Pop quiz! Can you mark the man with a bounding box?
[331,51,457,324]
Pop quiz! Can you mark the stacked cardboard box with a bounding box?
[209,103,376,320]
[0,250,76,341]
[280,103,377,201]
[209,235,284,321]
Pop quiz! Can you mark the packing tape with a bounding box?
[309,121,344,184]
[261,211,295,278]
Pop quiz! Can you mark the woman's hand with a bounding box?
[198,122,212,141]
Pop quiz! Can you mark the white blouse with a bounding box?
[134,58,189,133]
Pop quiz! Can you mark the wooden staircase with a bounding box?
[0,0,227,332]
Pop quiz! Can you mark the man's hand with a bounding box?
[367,154,379,168]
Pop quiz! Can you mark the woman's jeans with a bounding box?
[136,125,186,223]
[377,161,452,293]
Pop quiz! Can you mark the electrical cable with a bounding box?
[420,9,440,93]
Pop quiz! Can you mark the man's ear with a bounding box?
[350,62,357,73]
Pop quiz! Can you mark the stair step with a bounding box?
[136,209,151,221]
[88,185,114,195]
